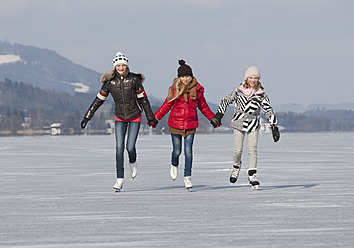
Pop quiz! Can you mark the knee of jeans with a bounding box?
[126,146,136,154]
[116,145,124,153]
[172,148,182,157]
[184,149,193,157]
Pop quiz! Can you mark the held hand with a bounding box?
[210,117,222,128]
[210,112,223,128]
[80,118,89,129]
[271,125,280,142]
[148,118,158,128]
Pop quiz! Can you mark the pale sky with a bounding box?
[1,0,353,106]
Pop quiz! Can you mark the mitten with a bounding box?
[271,125,280,142]
[210,112,223,128]
[148,118,158,128]
[80,118,89,129]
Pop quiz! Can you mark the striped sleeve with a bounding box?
[261,93,277,126]
[135,78,147,98]
[136,88,147,98]
[217,87,238,114]
[97,89,109,101]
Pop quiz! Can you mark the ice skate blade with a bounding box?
[186,187,192,192]
[251,185,259,190]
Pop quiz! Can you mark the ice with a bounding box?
[1,132,354,247]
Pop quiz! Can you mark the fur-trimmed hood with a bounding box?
[99,70,145,84]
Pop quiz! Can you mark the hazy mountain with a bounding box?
[0,41,101,94]
[1,41,353,113]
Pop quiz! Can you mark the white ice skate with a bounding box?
[130,162,138,179]
[170,164,178,180]
[248,169,260,190]
[230,165,241,185]
[113,178,124,192]
[184,176,193,192]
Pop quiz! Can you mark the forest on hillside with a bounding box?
[1,79,354,136]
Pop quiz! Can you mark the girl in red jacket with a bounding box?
[154,60,216,191]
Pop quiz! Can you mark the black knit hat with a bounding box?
[177,59,193,78]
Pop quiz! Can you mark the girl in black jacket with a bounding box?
[81,52,158,192]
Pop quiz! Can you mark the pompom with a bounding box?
[177,59,193,77]
[178,59,186,66]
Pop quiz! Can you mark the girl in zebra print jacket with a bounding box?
[210,66,280,189]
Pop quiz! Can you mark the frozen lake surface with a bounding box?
[1,132,354,247]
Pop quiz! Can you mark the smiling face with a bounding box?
[247,75,259,87]
[180,75,192,85]
[115,64,127,75]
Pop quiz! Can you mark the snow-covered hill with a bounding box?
[0,41,101,94]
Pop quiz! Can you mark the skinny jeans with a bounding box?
[171,133,195,177]
[115,121,140,178]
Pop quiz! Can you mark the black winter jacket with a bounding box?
[84,71,155,121]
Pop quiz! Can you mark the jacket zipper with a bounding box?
[119,76,127,117]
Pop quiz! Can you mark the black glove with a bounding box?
[148,118,158,128]
[80,118,89,129]
[210,112,223,128]
[271,125,280,142]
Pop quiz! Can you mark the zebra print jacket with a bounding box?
[217,83,277,132]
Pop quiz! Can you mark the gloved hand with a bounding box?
[80,118,89,129]
[210,112,223,128]
[148,118,158,128]
[271,125,280,142]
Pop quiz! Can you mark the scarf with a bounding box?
[242,87,256,99]
[181,79,197,102]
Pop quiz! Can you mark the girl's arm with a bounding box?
[197,91,215,121]
[83,84,109,120]
[135,80,155,121]
[217,87,237,114]
[81,84,109,129]
[261,93,277,126]
[261,92,280,142]
[154,95,174,120]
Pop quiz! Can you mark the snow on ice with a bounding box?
[0,132,353,247]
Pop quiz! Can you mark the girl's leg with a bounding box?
[183,133,195,177]
[233,129,245,167]
[247,130,259,170]
[115,121,128,178]
[171,133,182,166]
[126,122,141,164]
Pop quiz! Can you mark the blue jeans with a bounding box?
[171,133,195,177]
[115,121,141,178]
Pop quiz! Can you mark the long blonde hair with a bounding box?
[167,77,189,102]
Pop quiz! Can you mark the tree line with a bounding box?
[0,79,353,135]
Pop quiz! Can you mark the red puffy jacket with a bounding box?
[154,81,215,130]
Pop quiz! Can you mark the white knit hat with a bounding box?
[244,66,260,80]
[113,52,128,68]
